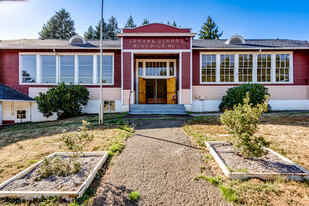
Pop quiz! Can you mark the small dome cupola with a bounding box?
[225,35,245,45]
[69,35,87,45]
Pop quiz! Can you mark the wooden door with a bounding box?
[167,77,176,104]
[139,77,146,104]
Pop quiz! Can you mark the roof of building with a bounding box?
[0,38,309,50]
[0,83,34,101]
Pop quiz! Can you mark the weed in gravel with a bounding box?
[108,141,125,157]
[129,191,141,202]
[205,154,213,162]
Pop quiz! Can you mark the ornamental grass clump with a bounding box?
[220,93,270,158]
[37,120,94,179]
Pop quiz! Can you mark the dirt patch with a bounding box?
[93,119,227,206]
[213,144,304,173]
[0,155,101,192]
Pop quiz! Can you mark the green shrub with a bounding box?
[128,191,141,202]
[34,82,89,119]
[220,93,270,158]
[219,83,270,112]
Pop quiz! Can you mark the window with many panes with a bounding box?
[220,55,234,82]
[238,54,253,82]
[17,110,26,119]
[104,101,115,112]
[276,54,290,82]
[41,55,56,83]
[21,55,36,83]
[145,62,167,76]
[257,54,271,82]
[97,55,113,84]
[78,56,93,84]
[201,54,216,83]
[60,56,75,83]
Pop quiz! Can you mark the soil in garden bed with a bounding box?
[0,155,101,192]
[212,144,304,173]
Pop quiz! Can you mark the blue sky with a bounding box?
[0,0,308,40]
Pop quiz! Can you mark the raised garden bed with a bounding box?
[0,151,108,200]
[206,141,309,181]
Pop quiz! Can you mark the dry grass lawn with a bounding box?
[0,113,133,205]
[184,112,309,206]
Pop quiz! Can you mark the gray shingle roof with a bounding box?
[0,84,34,101]
[0,38,309,50]
[192,39,309,49]
[0,39,121,50]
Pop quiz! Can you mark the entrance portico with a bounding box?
[117,23,196,111]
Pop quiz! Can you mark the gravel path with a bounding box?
[94,119,227,206]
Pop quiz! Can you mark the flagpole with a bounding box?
[99,0,104,125]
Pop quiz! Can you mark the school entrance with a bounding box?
[136,59,177,104]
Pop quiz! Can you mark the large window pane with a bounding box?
[78,56,93,84]
[145,61,167,76]
[220,55,234,82]
[276,54,290,82]
[201,54,216,83]
[41,55,56,83]
[238,54,253,82]
[97,55,113,84]
[21,55,36,83]
[60,56,75,83]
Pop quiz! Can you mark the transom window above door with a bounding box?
[137,60,176,78]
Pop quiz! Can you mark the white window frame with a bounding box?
[136,59,177,79]
[199,51,293,84]
[19,54,37,85]
[19,52,115,86]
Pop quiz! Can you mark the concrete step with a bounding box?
[129,104,187,114]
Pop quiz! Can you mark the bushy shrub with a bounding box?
[220,93,270,158]
[34,82,89,119]
[219,83,270,112]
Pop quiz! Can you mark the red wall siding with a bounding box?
[182,52,191,89]
[123,52,131,90]
[293,50,309,85]
[0,49,121,96]
[123,23,191,33]
[123,37,190,50]
[192,50,309,86]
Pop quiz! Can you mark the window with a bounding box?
[138,62,143,76]
[60,56,75,83]
[257,54,271,82]
[138,60,175,77]
[78,56,93,84]
[17,110,26,119]
[146,62,167,76]
[169,62,175,76]
[104,101,115,112]
[238,54,253,82]
[41,55,56,83]
[276,54,290,82]
[21,55,36,83]
[220,55,234,82]
[201,54,216,83]
[97,55,113,84]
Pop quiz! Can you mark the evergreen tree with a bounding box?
[199,16,223,39]
[84,26,95,40]
[167,21,170,25]
[141,18,150,25]
[94,19,108,39]
[38,8,77,39]
[172,21,177,27]
[124,15,136,28]
[107,16,120,40]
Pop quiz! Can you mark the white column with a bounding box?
[179,52,182,104]
[271,54,276,83]
[0,101,2,126]
[253,54,258,83]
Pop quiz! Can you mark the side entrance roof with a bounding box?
[0,83,34,101]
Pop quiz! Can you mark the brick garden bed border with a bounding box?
[206,141,309,181]
[0,151,108,200]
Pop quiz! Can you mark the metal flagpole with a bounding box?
[99,0,104,125]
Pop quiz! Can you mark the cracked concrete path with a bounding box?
[93,119,227,206]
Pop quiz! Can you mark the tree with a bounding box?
[38,8,77,39]
[34,83,89,119]
[107,16,120,40]
[220,93,270,158]
[84,25,95,40]
[199,16,223,39]
[172,21,177,27]
[167,21,170,25]
[94,19,108,39]
[141,18,149,25]
[124,15,136,28]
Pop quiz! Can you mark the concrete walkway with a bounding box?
[93,119,227,206]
